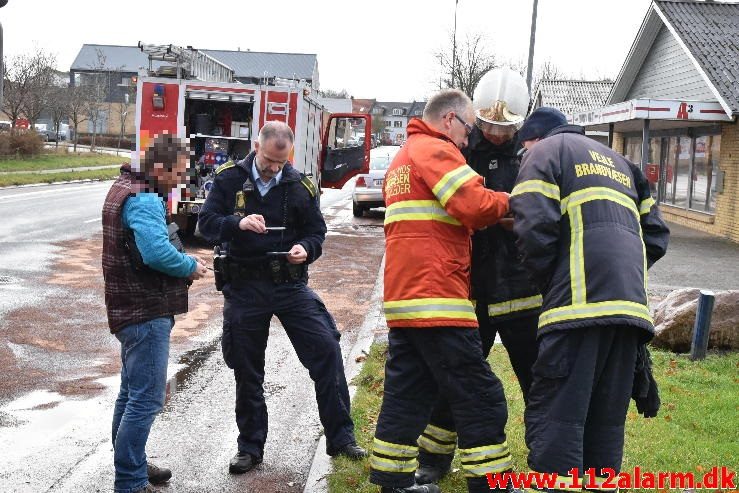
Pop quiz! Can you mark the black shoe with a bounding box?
[380,483,441,493]
[414,463,451,484]
[328,442,368,460]
[147,463,172,485]
[228,451,262,474]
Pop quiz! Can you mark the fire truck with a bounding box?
[134,43,371,234]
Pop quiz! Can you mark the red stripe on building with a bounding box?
[699,109,726,114]
[634,107,670,111]
[603,109,630,117]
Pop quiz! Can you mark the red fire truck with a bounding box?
[134,43,371,234]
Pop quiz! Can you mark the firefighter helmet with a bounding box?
[472,68,529,129]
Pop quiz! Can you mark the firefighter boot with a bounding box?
[414,463,451,485]
[380,483,441,493]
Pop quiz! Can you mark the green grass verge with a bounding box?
[0,168,120,187]
[0,152,128,172]
[328,343,739,492]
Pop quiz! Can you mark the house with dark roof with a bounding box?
[532,80,613,117]
[573,0,739,242]
[372,101,414,144]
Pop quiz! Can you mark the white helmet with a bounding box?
[472,68,529,129]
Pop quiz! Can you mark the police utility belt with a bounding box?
[213,249,307,290]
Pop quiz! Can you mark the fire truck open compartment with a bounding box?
[184,97,255,164]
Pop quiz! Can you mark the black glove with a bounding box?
[632,344,660,418]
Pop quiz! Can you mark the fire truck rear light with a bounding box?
[356,176,367,187]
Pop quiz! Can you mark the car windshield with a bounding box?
[370,155,392,170]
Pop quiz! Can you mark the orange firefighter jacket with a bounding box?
[382,118,510,328]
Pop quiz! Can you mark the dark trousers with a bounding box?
[221,280,354,459]
[418,305,539,470]
[370,327,510,493]
[525,326,639,491]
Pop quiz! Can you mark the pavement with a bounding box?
[649,221,739,296]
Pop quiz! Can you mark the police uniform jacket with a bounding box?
[382,118,509,329]
[510,125,669,337]
[197,151,326,265]
[464,127,542,321]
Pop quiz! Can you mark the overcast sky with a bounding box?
[2,0,659,101]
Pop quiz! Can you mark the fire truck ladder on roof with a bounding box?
[138,42,235,83]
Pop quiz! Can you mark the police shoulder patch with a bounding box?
[299,175,317,197]
[215,161,236,175]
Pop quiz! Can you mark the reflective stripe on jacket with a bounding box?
[510,125,669,336]
[382,118,509,328]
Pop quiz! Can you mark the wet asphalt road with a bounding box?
[0,179,384,492]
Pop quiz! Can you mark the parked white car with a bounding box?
[352,145,400,217]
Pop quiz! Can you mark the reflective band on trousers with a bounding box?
[510,179,561,201]
[459,442,512,478]
[370,438,418,474]
[384,298,477,321]
[384,199,462,226]
[538,300,652,329]
[432,165,479,207]
[487,295,543,317]
[417,424,457,455]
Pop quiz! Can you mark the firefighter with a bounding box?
[416,68,542,486]
[510,107,669,491]
[198,121,366,475]
[369,89,512,493]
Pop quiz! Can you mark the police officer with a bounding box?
[511,107,669,491]
[198,121,366,475]
[415,68,541,485]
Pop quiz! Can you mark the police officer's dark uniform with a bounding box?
[415,126,541,482]
[197,151,362,472]
[510,108,669,491]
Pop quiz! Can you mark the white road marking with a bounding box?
[83,218,99,224]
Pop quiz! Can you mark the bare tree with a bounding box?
[320,88,350,98]
[371,112,385,137]
[68,83,90,152]
[3,53,37,129]
[435,32,497,99]
[22,51,58,130]
[48,85,70,149]
[115,82,136,153]
[85,48,114,151]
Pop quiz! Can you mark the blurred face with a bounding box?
[476,119,517,145]
[151,152,189,191]
[443,106,475,150]
[255,138,291,180]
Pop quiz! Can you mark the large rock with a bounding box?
[652,288,739,352]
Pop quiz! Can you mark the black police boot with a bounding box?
[228,451,262,474]
[328,442,368,460]
[380,483,441,493]
[414,463,451,484]
[146,462,171,485]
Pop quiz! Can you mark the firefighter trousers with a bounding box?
[417,309,539,471]
[525,325,640,492]
[369,327,511,493]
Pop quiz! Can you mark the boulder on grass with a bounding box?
[652,288,739,352]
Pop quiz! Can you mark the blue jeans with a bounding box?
[111,317,173,493]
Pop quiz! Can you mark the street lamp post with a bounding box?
[451,0,459,88]
[525,0,539,98]
[0,0,8,107]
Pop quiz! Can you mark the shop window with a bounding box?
[690,135,720,213]
[624,136,642,165]
[664,137,692,208]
